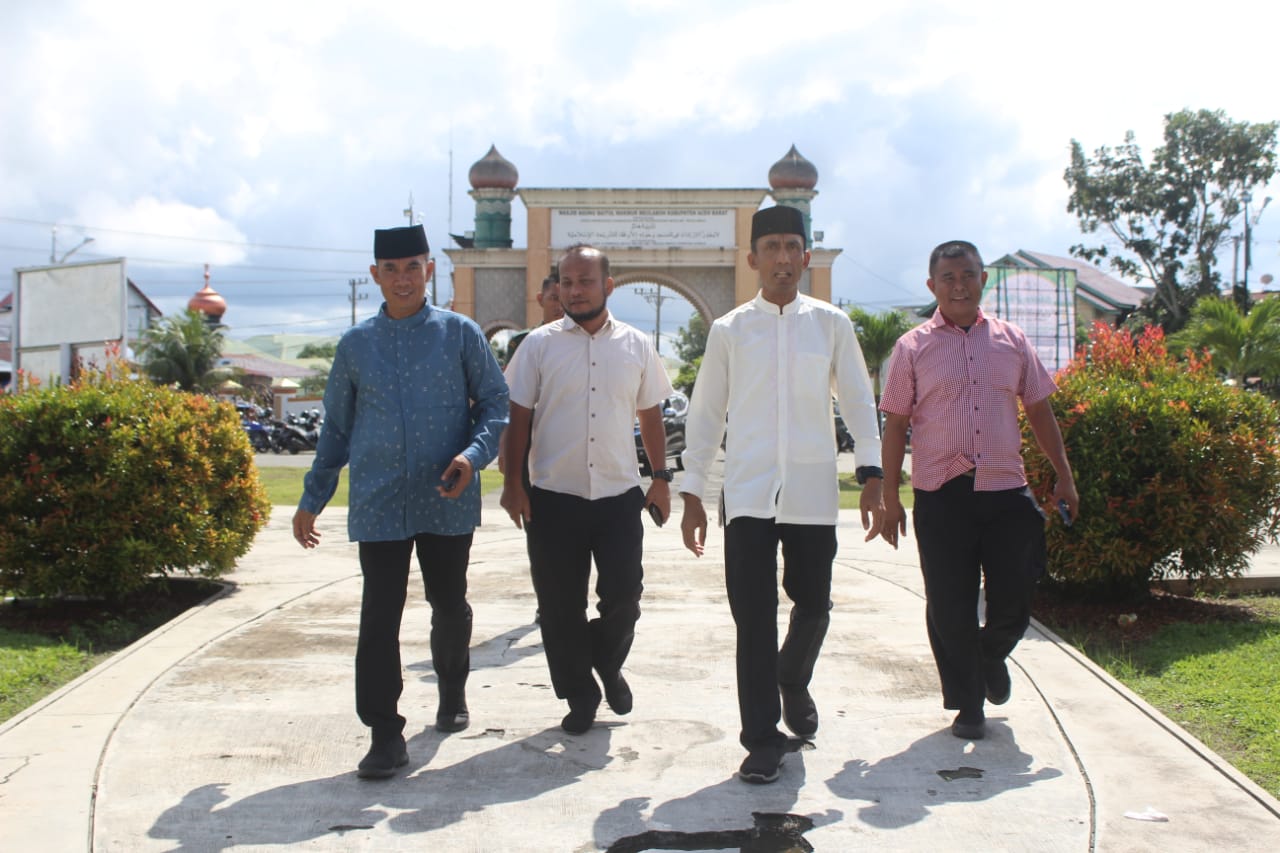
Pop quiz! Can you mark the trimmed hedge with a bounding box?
[0,363,271,598]
[1023,323,1280,599]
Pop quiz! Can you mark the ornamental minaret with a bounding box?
[187,264,227,325]
[468,145,519,249]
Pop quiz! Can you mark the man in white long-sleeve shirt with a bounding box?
[679,205,886,784]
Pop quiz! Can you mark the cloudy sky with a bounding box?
[3,0,1279,346]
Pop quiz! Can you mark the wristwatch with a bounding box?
[651,468,676,482]
[855,465,884,485]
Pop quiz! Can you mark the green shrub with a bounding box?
[1023,323,1280,600]
[0,359,271,598]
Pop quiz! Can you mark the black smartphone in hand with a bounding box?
[1058,499,1072,527]
[443,470,461,491]
[647,503,665,527]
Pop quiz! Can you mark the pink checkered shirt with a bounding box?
[879,309,1057,492]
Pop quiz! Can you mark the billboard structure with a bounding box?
[983,265,1077,372]
[13,258,134,385]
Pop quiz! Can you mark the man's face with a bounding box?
[370,255,432,320]
[558,254,612,328]
[537,284,564,324]
[748,232,810,306]
[927,252,986,327]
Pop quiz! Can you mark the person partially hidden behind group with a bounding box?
[293,224,508,779]
[500,271,564,626]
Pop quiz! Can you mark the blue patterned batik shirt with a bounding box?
[299,301,509,541]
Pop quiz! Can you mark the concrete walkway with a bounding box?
[3,486,1280,851]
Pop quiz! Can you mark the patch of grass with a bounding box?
[0,629,106,722]
[838,473,914,510]
[0,578,220,724]
[256,467,348,507]
[256,467,504,507]
[1039,592,1280,798]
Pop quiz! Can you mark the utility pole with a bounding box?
[1241,192,1273,311]
[49,226,94,264]
[1231,234,1242,302]
[633,285,672,354]
[349,277,369,326]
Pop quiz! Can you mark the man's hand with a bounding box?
[1053,477,1080,525]
[879,491,908,549]
[680,492,707,557]
[644,479,671,525]
[500,483,532,529]
[438,455,473,499]
[858,478,886,543]
[293,508,321,549]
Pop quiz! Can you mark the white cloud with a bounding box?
[73,196,250,266]
[2,0,1279,337]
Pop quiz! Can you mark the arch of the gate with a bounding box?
[481,318,521,339]
[611,268,728,326]
[448,183,842,335]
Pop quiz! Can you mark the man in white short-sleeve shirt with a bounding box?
[502,244,674,735]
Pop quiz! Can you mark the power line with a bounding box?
[0,215,367,254]
[227,313,366,331]
[130,277,342,286]
[839,257,923,299]
[0,241,364,275]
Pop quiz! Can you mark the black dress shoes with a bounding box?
[738,743,785,784]
[780,685,818,737]
[436,708,470,733]
[951,711,986,741]
[984,657,1011,705]
[436,685,470,732]
[357,733,409,779]
[561,699,598,734]
[602,671,633,715]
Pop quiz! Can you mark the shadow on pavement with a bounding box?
[824,721,1064,829]
[147,726,613,850]
[596,739,844,852]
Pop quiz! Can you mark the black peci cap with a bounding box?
[750,205,806,246]
[374,224,429,259]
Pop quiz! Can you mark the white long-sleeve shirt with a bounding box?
[680,292,882,525]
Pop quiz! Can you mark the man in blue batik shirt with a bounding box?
[293,224,508,780]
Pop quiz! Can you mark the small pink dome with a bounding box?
[189,265,226,320]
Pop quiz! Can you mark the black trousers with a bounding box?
[355,532,473,736]
[724,516,836,751]
[526,485,645,706]
[912,475,1046,714]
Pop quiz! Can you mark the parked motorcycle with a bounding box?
[237,403,274,453]
[272,409,322,454]
[244,418,273,453]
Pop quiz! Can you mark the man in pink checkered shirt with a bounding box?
[878,240,1078,742]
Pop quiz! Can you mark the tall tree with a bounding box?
[1169,296,1280,387]
[1064,108,1278,330]
[297,341,337,359]
[848,307,915,401]
[137,309,229,392]
[296,341,335,394]
[671,313,709,396]
[674,312,709,364]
